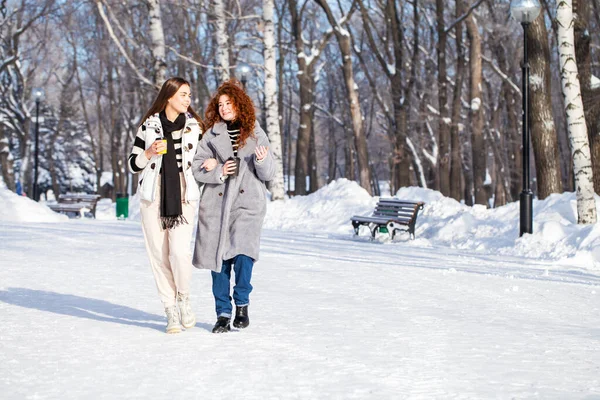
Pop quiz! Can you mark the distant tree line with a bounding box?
[1,0,598,222]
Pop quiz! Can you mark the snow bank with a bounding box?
[0,186,67,223]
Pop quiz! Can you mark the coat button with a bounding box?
[188,143,193,150]
[240,189,245,194]
[218,192,223,196]
[151,163,156,169]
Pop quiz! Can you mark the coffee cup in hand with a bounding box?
[228,156,241,177]
[159,139,167,155]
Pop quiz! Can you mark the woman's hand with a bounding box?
[255,145,269,161]
[222,159,237,176]
[201,158,218,171]
[144,139,166,159]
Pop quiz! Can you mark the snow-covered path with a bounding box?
[1,219,599,399]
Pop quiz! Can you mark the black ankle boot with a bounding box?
[233,305,249,329]
[212,316,231,333]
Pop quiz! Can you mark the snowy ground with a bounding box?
[1,180,599,399]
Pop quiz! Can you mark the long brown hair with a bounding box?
[138,77,203,129]
[204,79,256,148]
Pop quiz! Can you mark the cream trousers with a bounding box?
[140,173,197,307]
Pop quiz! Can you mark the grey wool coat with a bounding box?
[191,121,276,272]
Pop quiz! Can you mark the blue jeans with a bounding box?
[211,254,254,318]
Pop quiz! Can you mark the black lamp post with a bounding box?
[510,0,541,237]
[238,63,250,91]
[32,88,44,202]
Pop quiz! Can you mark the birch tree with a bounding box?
[556,0,597,224]
[263,0,284,200]
[213,0,230,82]
[147,0,167,86]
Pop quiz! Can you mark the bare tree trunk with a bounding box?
[147,0,166,86]
[263,0,284,200]
[213,0,230,82]
[466,14,487,206]
[314,0,371,194]
[436,0,450,195]
[528,13,563,199]
[450,0,465,201]
[388,0,411,190]
[328,122,337,183]
[557,0,597,223]
[0,123,16,191]
[574,0,600,194]
[309,110,319,192]
[345,122,356,181]
[288,0,331,195]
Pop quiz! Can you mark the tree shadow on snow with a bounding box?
[0,287,169,332]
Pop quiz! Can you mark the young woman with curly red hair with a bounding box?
[192,79,276,333]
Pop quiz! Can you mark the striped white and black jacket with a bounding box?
[128,113,203,202]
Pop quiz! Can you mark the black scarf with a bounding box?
[159,111,187,230]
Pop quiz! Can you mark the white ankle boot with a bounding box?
[164,305,182,334]
[177,292,196,329]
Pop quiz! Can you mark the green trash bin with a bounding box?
[116,193,129,219]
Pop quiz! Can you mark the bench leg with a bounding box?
[351,221,360,236]
[369,225,377,241]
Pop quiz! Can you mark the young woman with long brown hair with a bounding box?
[128,77,215,334]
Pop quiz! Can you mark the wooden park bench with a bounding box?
[47,193,102,219]
[351,198,425,240]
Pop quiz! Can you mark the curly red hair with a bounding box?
[204,79,256,148]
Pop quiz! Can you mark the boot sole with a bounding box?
[166,327,181,334]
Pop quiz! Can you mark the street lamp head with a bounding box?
[510,0,541,24]
[237,62,251,86]
[33,88,45,103]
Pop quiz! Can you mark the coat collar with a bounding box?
[145,113,198,135]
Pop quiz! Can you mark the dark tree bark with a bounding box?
[436,0,451,195]
[528,12,563,198]
[466,14,487,206]
[449,0,465,202]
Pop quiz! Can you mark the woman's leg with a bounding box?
[232,254,254,307]
[167,199,197,295]
[211,260,233,318]
[140,180,176,307]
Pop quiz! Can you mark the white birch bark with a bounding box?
[147,0,166,86]
[556,0,597,224]
[262,0,284,200]
[213,0,230,82]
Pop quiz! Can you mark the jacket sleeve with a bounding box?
[254,128,277,182]
[128,125,151,174]
[192,134,226,185]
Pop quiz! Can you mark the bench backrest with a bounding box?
[58,194,101,204]
[373,198,424,222]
